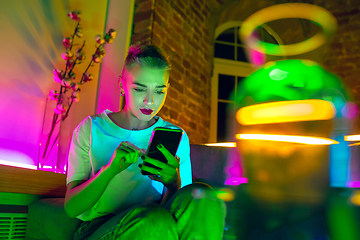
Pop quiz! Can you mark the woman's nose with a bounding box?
[144,91,154,105]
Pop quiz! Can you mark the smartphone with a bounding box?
[141,127,183,175]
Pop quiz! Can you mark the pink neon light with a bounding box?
[224,177,248,186]
[251,49,265,66]
[341,102,359,119]
[347,181,360,188]
[0,160,37,170]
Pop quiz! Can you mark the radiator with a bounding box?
[0,213,27,239]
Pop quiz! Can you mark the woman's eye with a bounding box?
[134,88,145,92]
[155,91,165,95]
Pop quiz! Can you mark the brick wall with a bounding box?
[131,0,234,144]
[317,0,360,130]
[131,0,360,144]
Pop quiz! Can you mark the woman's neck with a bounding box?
[109,107,156,130]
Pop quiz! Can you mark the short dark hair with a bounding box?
[122,45,170,75]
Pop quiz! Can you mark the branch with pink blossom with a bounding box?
[40,10,116,167]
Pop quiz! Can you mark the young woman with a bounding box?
[64,45,225,239]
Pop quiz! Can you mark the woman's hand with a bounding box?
[139,144,181,191]
[106,141,143,175]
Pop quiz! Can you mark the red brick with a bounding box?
[179,115,189,126]
[131,31,152,44]
[189,121,197,131]
[175,0,185,10]
[193,0,201,10]
[172,4,186,20]
[200,73,207,83]
[192,67,199,75]
[333,9,360,18]
[169,108,179,121]
[170,60,184,73]
[166,37,183,55]
[153,21,165,39]
[155,3,167,20]
[168,88,179,100]
[134,19,152,34]
[183,59,191,69]
[173,13,182,25]
[133,9,153,22]
[169,77,184,93]
[138,0,153,11]
[170,69,182,81]
[152,33,163,46]
[154,12,164,26]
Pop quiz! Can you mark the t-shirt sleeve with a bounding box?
[66,116,92,185]
[176,130,192,187]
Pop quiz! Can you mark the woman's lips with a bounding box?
[140,108,153,115]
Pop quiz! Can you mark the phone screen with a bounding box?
[142,127,183,175]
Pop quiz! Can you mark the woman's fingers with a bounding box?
[139,163,175,184]
[156,144,179,168]
[141,155,173,171]
[120,142,141,163]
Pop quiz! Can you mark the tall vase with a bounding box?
[38,96,64,173]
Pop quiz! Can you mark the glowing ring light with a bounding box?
[239,3,338,56]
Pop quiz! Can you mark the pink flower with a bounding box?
[103,29,116,44]
[68,71,76,79]
[75,27,83,38]
[62,37,72,49]
[92,54,103,63]
[68,10,81,21]
[95,47,106,58]
[61,77,72,88]
[104,34,113,44]
[66,60,75,69]
[71,91,80,102]
[70,82,80,91]
[82,72,93,83]
[75,49,86,60]
[49,90,60,101]
[62,50,73,60]
[108,29,117,38]
[53,69,64,83]
[95,35,104,44]
[54,104,67,114]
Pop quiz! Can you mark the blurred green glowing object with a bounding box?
[236,134,339,145]
[345,135,360,142]
[215,188,235,202]
[235,59,348,112]
[237,99,335,125]
[204,142,236,147]
[239,3,337,56]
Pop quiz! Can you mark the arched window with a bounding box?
[210,21,282,143]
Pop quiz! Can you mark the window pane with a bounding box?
[216,28,235,43]
[217,102,235,142]
[214,43,235,60]
[237,47,248,62]
[218,74,235,100]
[236,76,245,96]
[236,27,242,44]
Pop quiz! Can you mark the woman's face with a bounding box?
[121,64,169,121]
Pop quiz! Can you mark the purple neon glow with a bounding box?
[0,160,37,170]
[225,177,248,185]
[346,181,360,188]
[251,49,265,66]
[341,102,359,119]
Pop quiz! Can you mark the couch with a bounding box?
[25,144,240,240]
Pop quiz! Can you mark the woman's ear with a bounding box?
[118,76,124,96]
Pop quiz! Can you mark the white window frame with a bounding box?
[209,21,283,142]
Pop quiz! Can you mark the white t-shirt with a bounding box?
[66,109,192,221]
